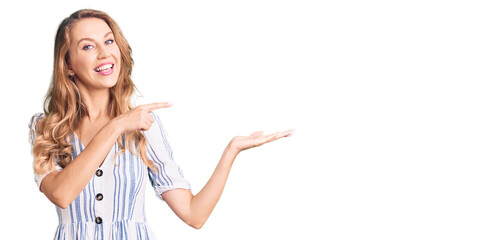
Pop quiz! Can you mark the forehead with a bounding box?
[70,17,112,43]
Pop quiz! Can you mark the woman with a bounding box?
[29,9,293,239]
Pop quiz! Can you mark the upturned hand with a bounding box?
[229,129,295,153]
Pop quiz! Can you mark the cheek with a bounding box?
[71,53,92,72]
[114,48,122,68]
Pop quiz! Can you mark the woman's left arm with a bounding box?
[162,130,294,229]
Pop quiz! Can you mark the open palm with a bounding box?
[230,129,294,152]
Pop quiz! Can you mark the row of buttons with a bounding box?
[96,169,103,224]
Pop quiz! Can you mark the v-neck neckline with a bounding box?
[73,132,116,168]
[73,132,120,150]
[73,132,87,150]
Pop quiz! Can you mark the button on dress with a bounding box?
[29,112,191,240]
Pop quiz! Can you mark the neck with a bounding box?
[78,86,111,122]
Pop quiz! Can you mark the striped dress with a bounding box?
[29,112,191,240]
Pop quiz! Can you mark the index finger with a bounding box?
[143,102,173,112]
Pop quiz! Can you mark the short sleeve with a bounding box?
[29,113,62,191]
[143,112,191,200]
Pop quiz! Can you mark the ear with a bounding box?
[66,62,74,75]
[68,66,75,76]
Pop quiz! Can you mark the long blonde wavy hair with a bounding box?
[33,9,155,175]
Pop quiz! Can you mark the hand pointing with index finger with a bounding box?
[112,102,174,134]
[143,102,174,112]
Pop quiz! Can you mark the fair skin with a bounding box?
[40,17,293,229]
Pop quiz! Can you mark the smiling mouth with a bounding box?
[94,64,114,72]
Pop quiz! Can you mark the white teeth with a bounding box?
[95,64,113,72]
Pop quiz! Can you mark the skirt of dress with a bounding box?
[54,220,157,240]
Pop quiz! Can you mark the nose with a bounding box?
[97,45,110,59]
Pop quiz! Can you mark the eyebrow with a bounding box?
[77,31,113,45]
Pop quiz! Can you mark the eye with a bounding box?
[105,39,114,45]
[83,44,93,50]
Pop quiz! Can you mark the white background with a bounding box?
[0,0,502,239]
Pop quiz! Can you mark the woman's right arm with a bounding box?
[40,119,121,208]
[39,102,172,209]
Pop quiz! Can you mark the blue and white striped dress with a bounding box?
[29,112,191,240]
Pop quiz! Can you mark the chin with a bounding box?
[103,78,119,88]
[102,71,120,87]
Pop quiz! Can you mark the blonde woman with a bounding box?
[29,9,293,239]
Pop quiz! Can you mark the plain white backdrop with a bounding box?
[1,0,502,239]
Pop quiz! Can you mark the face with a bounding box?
[67,18,121,91]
